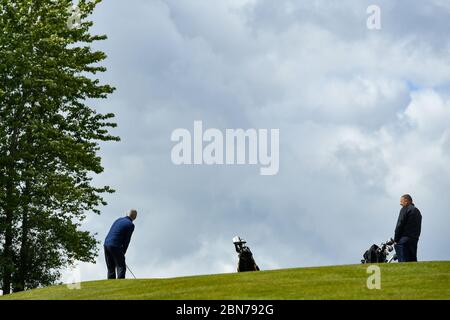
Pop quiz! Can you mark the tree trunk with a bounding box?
[2,130,19,295]
[14,181,31,293]
[2,181,14,295]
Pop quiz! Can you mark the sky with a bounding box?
[62,0,450,283]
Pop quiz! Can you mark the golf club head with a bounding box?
[233,236,246,244]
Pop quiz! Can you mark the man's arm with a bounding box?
[122,224,135,254]
[394,209,407,242]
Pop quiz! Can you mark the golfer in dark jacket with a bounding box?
[394,195,422,262]
[104,209,137,279]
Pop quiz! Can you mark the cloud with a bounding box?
[403,90,450,136]
[64,0,450,282]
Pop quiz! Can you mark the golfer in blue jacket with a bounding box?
[104,209,137,279]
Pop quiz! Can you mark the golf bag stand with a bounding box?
[361,238,398,263]
[233,236,260,272]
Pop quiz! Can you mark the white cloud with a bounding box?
[404,90,450,136]
[68,0,450,282]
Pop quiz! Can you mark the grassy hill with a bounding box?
[1,261,449,300]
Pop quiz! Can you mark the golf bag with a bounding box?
[361,238,397,263]
[233,236,260,272]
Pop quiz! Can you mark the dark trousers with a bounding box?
[395,236,418,262]
[104,245,126,279]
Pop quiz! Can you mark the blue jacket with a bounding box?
[104,216,135,254]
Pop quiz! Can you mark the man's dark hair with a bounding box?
[402,194,413,203]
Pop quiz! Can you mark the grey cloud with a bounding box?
[67,1,450,281]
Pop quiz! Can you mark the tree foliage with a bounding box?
[0,0,118,293]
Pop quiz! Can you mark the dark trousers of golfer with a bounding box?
[394,203,422,262]
[104,216,135,279]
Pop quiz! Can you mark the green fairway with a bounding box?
[1,261,449,300]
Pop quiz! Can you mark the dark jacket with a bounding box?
[104,216,135,254]
[394,204,422,242]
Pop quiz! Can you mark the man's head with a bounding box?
[400,194,413,207]
[128,209,138,221]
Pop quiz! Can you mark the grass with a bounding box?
[1,261,449,300]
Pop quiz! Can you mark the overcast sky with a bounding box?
[63,0,450,282]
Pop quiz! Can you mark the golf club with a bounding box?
[126,264,137,279]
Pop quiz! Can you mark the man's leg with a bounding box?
[110,247,127,279]
[104,245,116,279]
[413,240,418,261]
[408,239,418,262]
[394,238,406,262]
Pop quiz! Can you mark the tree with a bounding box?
[0,0,118,294]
